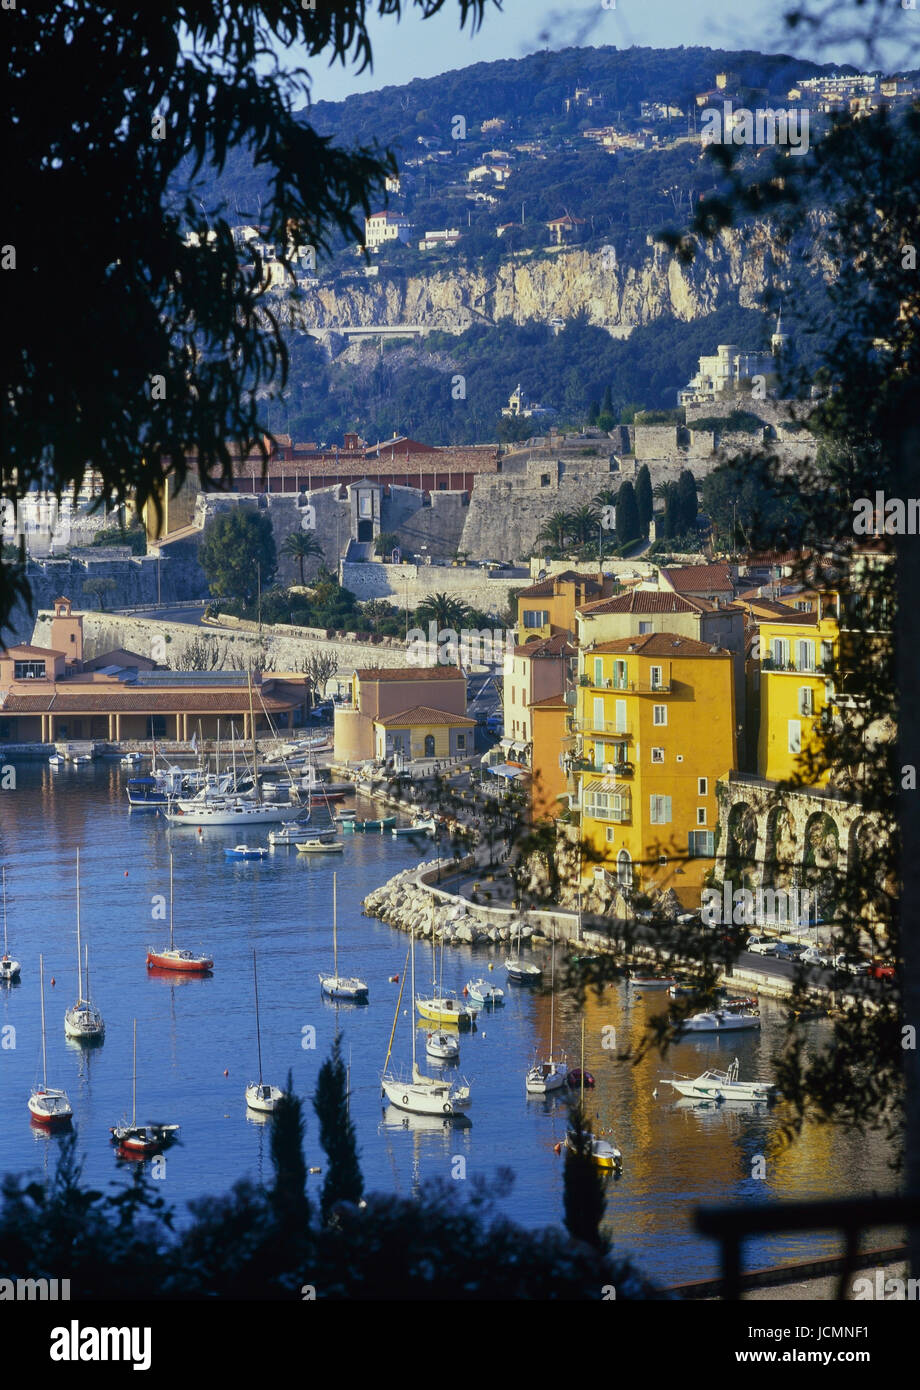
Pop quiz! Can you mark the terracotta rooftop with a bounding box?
[375,705,476,727]
[354,666,466,682]
[579,591,712,617]
[1,689,300,714]
[517,570,603,599]
[513,634,577,658]
[587,632,730,658]
[528,692,570,709]
[2,643,62,658]
[660,564,734,594]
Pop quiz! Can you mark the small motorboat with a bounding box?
[126,776,167,807]
[466,979,504,1007]
[71,754,93,766]
[676,1007,761,1034]
[628,973,676,989]
[120,752,145,767]
[333,809,357,823]
[661,1058,775,1103]
[566,1068,595,1090]
[504,958,542,984]
[297,838,344,854]
[392,818,437,837]
[268,821,311,846]
[416,992,476,1028]
[425,1028,460,1061]
[342,816,396,833]
[224,845,268,859]
[48,755,65,770]
[564,1129,622,1171]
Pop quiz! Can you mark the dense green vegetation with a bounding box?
[268,307,771,445]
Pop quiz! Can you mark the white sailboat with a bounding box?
[111,1019,179,1155]
[28,955,73,1126]
[246,949,284,1112]
[0,867,21,982]
[425,932,460,1059]
[64,851,105,1042]
[525,937,567,1094]
[381,916,471,1117]
[505,918,542,984]
[319,872,368,1001]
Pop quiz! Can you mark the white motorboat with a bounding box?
[333,809,357,823]
[676,1007,761,1034]
[48,755,65,770]
[425,1028,460,1060]
[466,978,504,1007]
[391,817,437,837]
[525,938,567,1093]
[120,752,145,767]
[29,956,73,1127]
[0,868,21,982]
[63,852,105,1042]
[662,1058,775,1103]
[381,917,471,1117]
[319,872,368,1002]
[297,838,344,854]
[268,819,312,845]
[245,950,285,1113]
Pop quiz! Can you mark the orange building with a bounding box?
[529,692,570,822]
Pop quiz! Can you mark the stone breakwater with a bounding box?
[362,862,533,948]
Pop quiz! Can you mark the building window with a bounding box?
[796,639,815,672]
[541,473,551,486]
[688,830,715,857]
[617,849,633,887]
[820,639,834,670]
[650,794,672,824]
[606,826,615,843]
[523,609,549,629]
[771,637,789,668]
[14,661,46,679]
[651,746,665,763]
[456,733,466,750]
[653,704,667,725]
[799,686,814,716]
[698,776,708,795]
[788,719,802,754]
[650,665,664,689]
[593,657,604,687]
[697,807,707,825]
[614,699,627,733]
[613,659,627,689]
[638,621,652,635]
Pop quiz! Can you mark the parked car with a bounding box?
[834,952,870,976]
[773,941,806,961]
[801,946,834,968]
[745,935,779,956]
[868,958,896,980]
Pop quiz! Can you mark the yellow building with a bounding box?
[754,599,839,785]
[373,705,476,761]
[572,632,737,902]
[515,571,610,643]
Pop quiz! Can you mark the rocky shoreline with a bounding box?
[362,861,536,947]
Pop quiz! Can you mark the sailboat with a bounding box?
[111,1019,179,1155]
[381,915,471,1117]
[564,1018,621,1171]
[415,903,476,1028]
[525,937,568,1094]
[504,918,542,984]
[146,853,214,973]
[319,872,368,1001]
[64,851,105,1042]
[425,932,460,1059]
[246,949,284,1112]
[29,955,73,1126]
[0,867,21,982]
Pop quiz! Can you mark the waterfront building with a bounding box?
[333,665,467,763]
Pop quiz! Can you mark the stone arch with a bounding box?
[802,811,840,915]
[764,803,797,892]
[725,801,758,887]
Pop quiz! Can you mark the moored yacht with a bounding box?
[662,1058,775,1102]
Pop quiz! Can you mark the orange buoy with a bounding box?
[50,977,55,987]
[389,974,399,983]
[462,986,468,996]
[223,1068,229,1077]
[553,1142,563,1155]
[124,870,129,877]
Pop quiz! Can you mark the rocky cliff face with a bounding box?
[290,225,786,337]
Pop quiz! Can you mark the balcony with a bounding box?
[571,717,633,737]
[582,794,632,824]
[579,678,671,694]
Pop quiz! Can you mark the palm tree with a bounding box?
[537,511,573,552]
[593,487,618,511]
[569,504,601,546]
[282,531,323,584]
[414,592,471,632]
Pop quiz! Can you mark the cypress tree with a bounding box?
[601,384,614,417]
[635,464,653,538]
[614,479,640,547]
[313,1038,364,1223]
[663,482,679,539]
[677,469,699,535]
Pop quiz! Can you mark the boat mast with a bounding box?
[410,909,418,1079]
[247,673,260,801]
[332,872,338,980]
[580,1015,585,1107]
[549,935,555,1060]
[39,954,48,1088]
[1,866,8,954]
[169,852,174,951]
[75,849,83,1003]
[252,949,264,1086]
[132,1018,137,1127]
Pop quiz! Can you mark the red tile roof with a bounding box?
[513,634,576,658]
[1,644,62,658]
[587,632,730,658]
[1,689,300,714]
[354,666,466,682]
[375,705,476,727]
[579,591,707,616]
[660,564,733,594]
